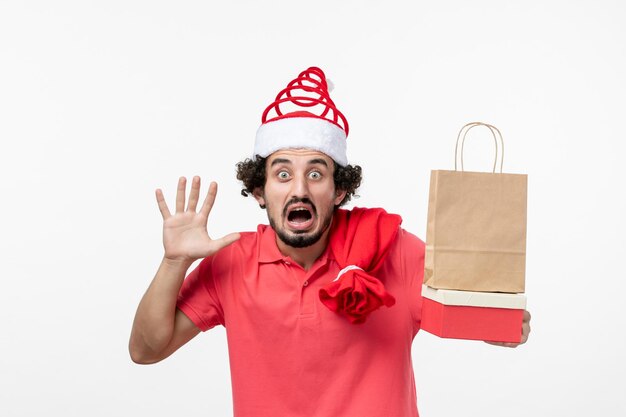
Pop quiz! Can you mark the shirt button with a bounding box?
[303,281,309,287]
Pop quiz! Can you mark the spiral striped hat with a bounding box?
[253,67,349,166]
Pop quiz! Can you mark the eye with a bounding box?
[308,171,322,180]
[277,170,290,180]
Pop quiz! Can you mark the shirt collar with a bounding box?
[257,224,335,264]
[257,224,284,263]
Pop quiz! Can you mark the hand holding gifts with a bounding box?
[421,122,528,343]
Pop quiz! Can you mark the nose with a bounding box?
[290,173,310,199]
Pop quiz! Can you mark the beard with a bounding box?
[267,198,334,248]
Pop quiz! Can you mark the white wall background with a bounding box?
[1,0,624,416]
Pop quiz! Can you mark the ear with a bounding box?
[252,187,266,208]
[333,188,347,206]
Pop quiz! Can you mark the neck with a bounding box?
[276,229,331,271]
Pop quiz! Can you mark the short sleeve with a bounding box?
[176,256,225,331]
[397,228,425,332]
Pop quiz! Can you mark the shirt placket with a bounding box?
[283,257,330,319]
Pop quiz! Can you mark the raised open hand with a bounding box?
[156,176,240,263]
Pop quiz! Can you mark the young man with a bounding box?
[129,67,530,417]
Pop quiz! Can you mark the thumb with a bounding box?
[213,232,241,251]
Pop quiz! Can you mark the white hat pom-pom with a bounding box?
[326,78,334,92]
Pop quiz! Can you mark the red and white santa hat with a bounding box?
[253,67,350,166]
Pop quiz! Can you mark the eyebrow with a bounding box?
[270,158,291,167]
[308,158,329,167]
[270,158,329,167]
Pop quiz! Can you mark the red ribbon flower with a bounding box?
[319,265,396,324]
[319,208,402,324]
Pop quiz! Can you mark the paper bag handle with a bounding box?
[454,122,504,173]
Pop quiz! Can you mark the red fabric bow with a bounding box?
[319,207,402,324]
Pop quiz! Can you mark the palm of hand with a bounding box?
[163,212,215,261]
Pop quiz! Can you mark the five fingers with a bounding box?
[156,176,217,220]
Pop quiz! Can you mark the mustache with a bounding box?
[282,197,317,217]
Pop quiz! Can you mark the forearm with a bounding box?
[129,257,192,362]
[130,177,236,363]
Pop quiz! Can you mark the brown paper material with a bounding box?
[424,123,527,293]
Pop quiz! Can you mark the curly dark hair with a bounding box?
[236,156,362,207]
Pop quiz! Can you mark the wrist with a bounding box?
[161,256,194,271]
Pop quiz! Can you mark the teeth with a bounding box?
[293,208,307,211]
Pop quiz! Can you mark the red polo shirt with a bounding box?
[177,224,425,417]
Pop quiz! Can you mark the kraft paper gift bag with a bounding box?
[424,122,527,293]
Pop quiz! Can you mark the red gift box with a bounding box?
[420,285,526,343]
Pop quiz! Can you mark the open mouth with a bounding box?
[285,205,315,230]
[288,207,313,223]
